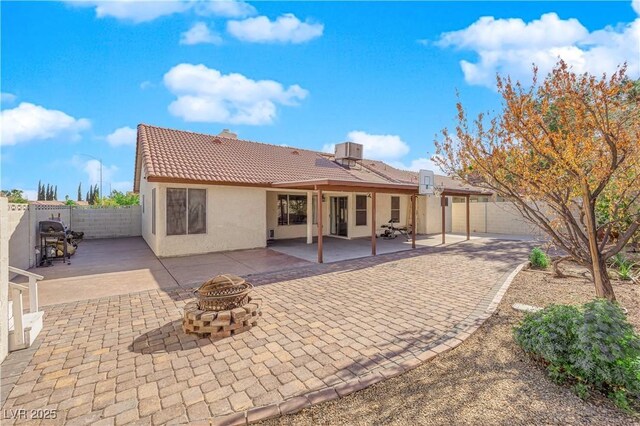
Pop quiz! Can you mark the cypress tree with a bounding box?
[77,183,82,201]
[54,186,58,201]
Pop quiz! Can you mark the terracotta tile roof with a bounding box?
[133,124,489,195]
[135,124,410,190]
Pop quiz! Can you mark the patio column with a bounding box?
[441,194,446,245]
[306,190,313,244]
[317,189,323,263]
[411,194,416,249]
[371,192,376,256]
[466,195,470,241]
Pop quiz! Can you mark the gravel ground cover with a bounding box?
[262,261,640,426]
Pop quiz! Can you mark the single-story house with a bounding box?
[133,124,489,262]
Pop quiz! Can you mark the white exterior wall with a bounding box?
[148,183,267,257]
[7,204,31,271]
[0,198,9,363]
[139,167,159,255]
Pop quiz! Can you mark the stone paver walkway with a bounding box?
[1,239,529,425]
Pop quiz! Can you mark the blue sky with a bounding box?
[1,1,639,200]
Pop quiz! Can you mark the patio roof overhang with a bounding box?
[271,179,419,194]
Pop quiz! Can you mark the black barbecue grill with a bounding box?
[39,220,70,265]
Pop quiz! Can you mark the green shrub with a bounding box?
[616,262,638,281]
[514,300,640,410]
[529,247,550,269]
[611,253,631,269]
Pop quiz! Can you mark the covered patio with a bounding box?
[270,233,474,263]
[272,178,491,263]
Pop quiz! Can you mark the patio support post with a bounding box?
[441,194,446,245]
[411,194,416,249]
[371,192,377,256]
[317,189,323,263]
[466,195,470,241]
[306,190,313,244]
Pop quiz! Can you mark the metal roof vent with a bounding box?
[218,129,238,139]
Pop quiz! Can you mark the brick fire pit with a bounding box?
[182,274,262,338]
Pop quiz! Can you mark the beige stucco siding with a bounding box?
[139,165,159,255]
[138,171,267,257]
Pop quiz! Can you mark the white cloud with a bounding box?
[74,0,190,24]
[633,0,640,15]
[438,10,640,87]
[80,158,117,186]
[20,189,38,201]
[323,131,410,161]
[111,181,134,192]
[0,102,90,146]
[180,22,223,45]
[1,92,16,104]
[163,63,308,125]
[389,157,443,173]
[71,0,256,23]
[72,156,131,194]
[140,80,154,90]
[106,126,137,147]
[195,0,256,18]
[227,13,323,44]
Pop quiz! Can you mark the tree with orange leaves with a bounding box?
[436,61,640,301]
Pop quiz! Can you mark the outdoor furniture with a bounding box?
[380,219,411,240]
[38,220,71,265]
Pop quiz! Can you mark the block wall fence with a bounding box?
[5,204,141,270]
[451,201,544,237]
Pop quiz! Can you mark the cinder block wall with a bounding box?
[6,204,142,269]
[452,202,544,237]
[71,206,141,239]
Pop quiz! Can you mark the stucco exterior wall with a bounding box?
[424,195,452,234]
[139,166,159,255]
[148,183,267,257]
[7,204,31,271]
[0,198,9,363]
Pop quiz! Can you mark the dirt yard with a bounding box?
[262,262,640,426]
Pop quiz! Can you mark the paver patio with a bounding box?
[1,238,530,425]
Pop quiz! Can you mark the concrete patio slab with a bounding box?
[269,232,537,263]
[18,237,311,306]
